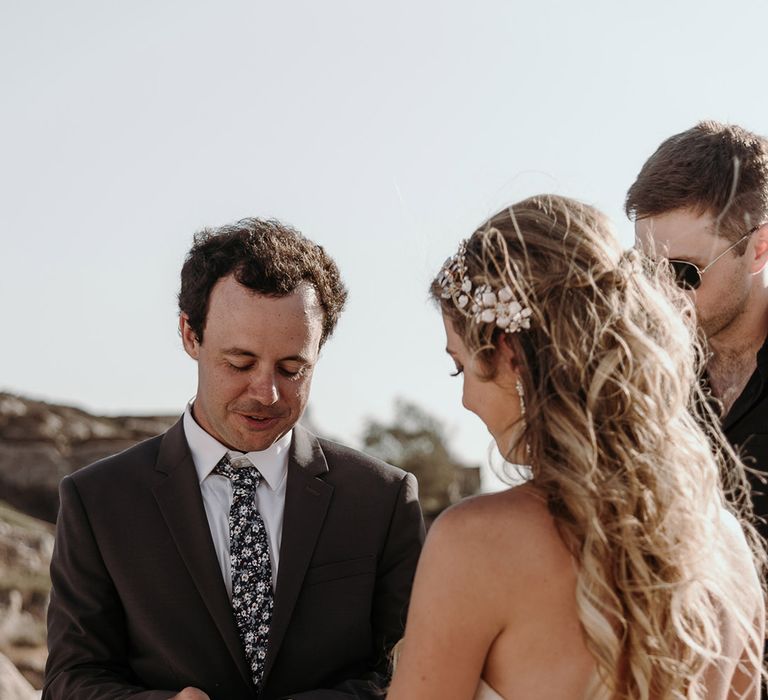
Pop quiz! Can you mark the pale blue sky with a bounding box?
[2,0,767,488]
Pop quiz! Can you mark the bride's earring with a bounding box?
[516,378,532,463]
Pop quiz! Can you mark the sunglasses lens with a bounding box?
[668,260,701,289]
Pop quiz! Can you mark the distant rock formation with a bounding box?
[0,393,177,523]
[0,500,54,692]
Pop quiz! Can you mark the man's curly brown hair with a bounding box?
[178,218,348,347]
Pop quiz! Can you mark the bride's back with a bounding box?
[391,480,762,700]
[458,487,762,700]
[466,485,596,699]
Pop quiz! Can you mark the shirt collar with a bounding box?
[183,402,291,492]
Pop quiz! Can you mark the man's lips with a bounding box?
[235,412,286,428]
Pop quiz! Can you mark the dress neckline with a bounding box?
[476,678,505,700]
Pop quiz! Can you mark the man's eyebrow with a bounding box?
[222,348,256,357]
[222,348,313,364]
[634,241,706,268]
[279,354,313,364]
[668,254,706,268]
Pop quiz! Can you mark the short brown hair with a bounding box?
[625,121,768,243]
[178,218,348,346]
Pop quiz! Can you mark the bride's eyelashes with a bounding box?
[450,365,464,377]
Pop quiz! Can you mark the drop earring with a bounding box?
[515,377,532,464]
[516,378,526,418]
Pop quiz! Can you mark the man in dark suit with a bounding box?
[627,121,768,537]
[43,219,426,699]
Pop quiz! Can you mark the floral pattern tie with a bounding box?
[214,453,274,691]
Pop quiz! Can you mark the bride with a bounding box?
[387,195,765,699]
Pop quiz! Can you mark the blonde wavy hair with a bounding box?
[431,194,765,699]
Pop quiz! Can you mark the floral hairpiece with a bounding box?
[438,239,532,334]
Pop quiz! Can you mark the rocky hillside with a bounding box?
[0,499,53,695]
[0,393,177,523]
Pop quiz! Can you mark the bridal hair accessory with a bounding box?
[437,241,473,309]
[471,284,532,333]
[438,238,533,334]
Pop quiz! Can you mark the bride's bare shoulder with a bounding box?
[424,484,571,580]
[433,483,552,534]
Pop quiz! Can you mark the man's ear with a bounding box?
[179,314,201,360]
[751,223,768,274]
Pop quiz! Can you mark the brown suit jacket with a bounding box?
[43,420,425,699]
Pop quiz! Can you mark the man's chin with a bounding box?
[227,416,293,452]
[228,435,280,453]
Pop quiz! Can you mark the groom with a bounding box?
[43,218,425,699]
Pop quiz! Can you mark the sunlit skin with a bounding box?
[634,208,768,346]
[180,275,324,453]
[169,688,210,700]
[387,315,596,699]
[443,314,523,461]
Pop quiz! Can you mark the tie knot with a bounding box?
[229,454,254,470]
[213,453,263,489]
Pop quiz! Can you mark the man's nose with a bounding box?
[247,370,279,405]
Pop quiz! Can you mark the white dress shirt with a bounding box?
[183,404,290,597]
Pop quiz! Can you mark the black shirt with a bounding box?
[722,332,768,540]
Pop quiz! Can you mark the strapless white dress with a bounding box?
[475,679,505,699]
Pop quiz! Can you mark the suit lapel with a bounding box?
[151,419,254,690]
[262,425,333,682]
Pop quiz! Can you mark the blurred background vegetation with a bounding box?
[362,399,480,521]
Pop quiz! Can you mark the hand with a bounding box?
[170,688,211,700]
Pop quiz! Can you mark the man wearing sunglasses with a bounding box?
[626,120,768,538]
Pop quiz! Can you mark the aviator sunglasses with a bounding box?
[666,225,760,290]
